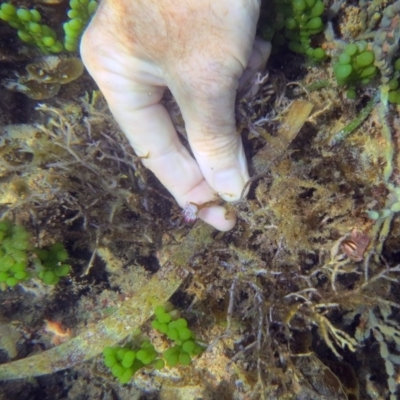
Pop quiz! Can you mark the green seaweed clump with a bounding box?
[333,42,377,97]
[261,0,326,61]
[0,3,63,53]
[387,59,400,105]
[103,341,163,384]
[152,305,204,366]
[34,242,71,285]
[64,0,98,52]
[0,219,71,287]
[103,305,204,383]
[0,0,97,53]
[0,220,31,288]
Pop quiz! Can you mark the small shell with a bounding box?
[182,202,198,223]
[341,228,370,261]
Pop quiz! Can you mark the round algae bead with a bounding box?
[390,202,400,213]
[388,90,399,103]
[68,10,80,19]
[42,270,58,284]
[104,355,117,367]
[65,42,78,52]
[335,64,352,80]
[6,276,18,287]
[158,312,171,324]
[339,53,351,65]
[56,249,68,261]
[367,210,380,220]
[360,65,376,79]
[13,251,27,263]
[43,36,55,47]
[356,51,374,68]
[285,17,297,30]
[178,327,192,341]
[10,262,26,273]
[192,344,203,355]
[167,327,179,341]
[117,348,129,361]
[182,340,196,353]
[356,41,367,52]
[17,8,32,21]
[136,349,153,364]
[388,78,399,91]
[103,346,116,357]
[70,0,81,10]
[293,0,306,11]
[14,270,27,280]
[175,318,188,329]
[51,242,64,252]
[306,17,322,30]
[30,9,41,22]
[88,1,98,14]
[28,22,41,33]
[389,90,400,104]
[51,41,64,53]
[179,351,192,366]
[12,239,29,251]
[111,363,124,378]
[310,0,324,17]
[164,349,179,366]
[17,30,32,43]
[41,25,55,38]
[0,11,14,22]
[119,368,133,384]
[122,350,136,368]
[313,48,325,60]
[153,359,165,369]
[154,305,166,317]
[55,264,71,277]
[0,255,15,271]
[65,35,77,45]
[345,43,358,56]
[68,18,82,31]
[1,3,16,16]
[0,272,9,282]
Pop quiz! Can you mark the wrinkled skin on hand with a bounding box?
[81,0,270,231]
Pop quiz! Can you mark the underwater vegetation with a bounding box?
[0,219,71,288]
[1,0,400,399]
[103,306,205,384]
[0,0,97,53]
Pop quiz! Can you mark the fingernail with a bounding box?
[198,205,236,231]
[213,168,246,202]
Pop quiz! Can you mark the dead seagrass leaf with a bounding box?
[252,99,314,174]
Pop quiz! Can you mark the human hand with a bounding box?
[80,0,270,231]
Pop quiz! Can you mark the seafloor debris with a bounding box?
[2,56,84,99]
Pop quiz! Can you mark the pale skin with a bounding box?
[81,0,269,231]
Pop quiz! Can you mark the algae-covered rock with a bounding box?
[3,56,84,99]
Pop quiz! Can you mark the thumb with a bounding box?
[168,62,249,202]
[166,40,271,202]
